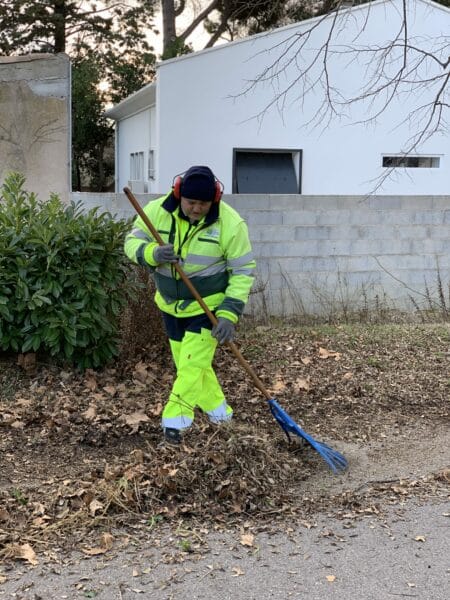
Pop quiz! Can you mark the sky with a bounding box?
[150,1,214,56]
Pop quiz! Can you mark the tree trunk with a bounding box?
[53,0,67,52]
[96,144,105,192]
[73,158,81,191]
[161,0,176,57]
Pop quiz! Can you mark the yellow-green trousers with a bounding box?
[161,312,233,430]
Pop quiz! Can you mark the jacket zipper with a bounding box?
[173,220,212,311]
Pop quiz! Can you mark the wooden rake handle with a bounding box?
[123,186,272,401]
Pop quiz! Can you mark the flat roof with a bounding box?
[104,82,156,120]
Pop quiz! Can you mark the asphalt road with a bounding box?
[1,499,449,600]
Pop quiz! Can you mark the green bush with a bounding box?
[0,172,133,369]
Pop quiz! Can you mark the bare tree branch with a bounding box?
[178,0,220,43]
[230,0,449,191]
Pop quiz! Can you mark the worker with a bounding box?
[124,165,256,444]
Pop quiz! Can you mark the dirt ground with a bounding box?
[0,322,449,571]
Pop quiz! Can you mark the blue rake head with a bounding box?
[268,398,348,474]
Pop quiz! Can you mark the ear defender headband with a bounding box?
[172,170,224,204]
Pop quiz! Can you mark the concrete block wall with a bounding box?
[0,54,71,202]
[72,192,450,317]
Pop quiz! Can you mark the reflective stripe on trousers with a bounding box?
[161,326,233,430]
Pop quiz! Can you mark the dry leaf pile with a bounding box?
[1,322,449,560]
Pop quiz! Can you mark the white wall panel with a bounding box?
[154,0,449,195]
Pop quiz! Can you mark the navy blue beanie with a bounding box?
[180,165,216,202]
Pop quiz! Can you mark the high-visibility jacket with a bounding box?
[124,192,256,323]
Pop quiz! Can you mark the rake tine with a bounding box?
[268,399,348,473]
[315,443,348,472]
[296,433,347,473]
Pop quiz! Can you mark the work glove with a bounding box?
[153,244,179,264]
[212,317,235,345]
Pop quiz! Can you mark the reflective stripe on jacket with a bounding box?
[124,192,256,322]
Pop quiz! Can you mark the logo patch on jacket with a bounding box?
[203,228,220,239]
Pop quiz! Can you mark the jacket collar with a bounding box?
[162,191,220,225]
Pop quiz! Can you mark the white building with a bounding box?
[105,0,450,196]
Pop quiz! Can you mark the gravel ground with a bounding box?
[0,498,449,600]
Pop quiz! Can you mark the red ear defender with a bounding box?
[172,175,183,200]
[213,180,223,204]
[172,170,223,203]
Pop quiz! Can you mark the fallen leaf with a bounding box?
[130,449,145,463]
[103,385,117,396]
[300,520,314,529]
[435,469,450,483]
[0,575,7,584]
[318,347,341,360]
[149,402,163,417]
[84,372,98,391]
[89,499,104,517]
[31,502,46,516]
[133,361,154,384]
[240,533,254,547]
[32,516,50,528]
[0,508,10,521]
[82,531,114,556]
[271,380,286,392]
[17,353,36,373]
[294,378,310,391]
[101,533,114,550]
[82,546,107,556]
[120,412,150,433]
[6,543,38,565]
[343,372,353,380]
[16,398,32,408]
[83,405,97,420]
[301,357,312,365]
[232,566,245,577]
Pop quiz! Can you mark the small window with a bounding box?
[233,148,302,193]
[382,156,440,168]
[130,151,144,180]
[148,149,155,180]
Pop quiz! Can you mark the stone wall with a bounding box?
[0,54,70,201]
[72,191,450,317]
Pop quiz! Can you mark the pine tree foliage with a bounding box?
[0,1,155,56]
